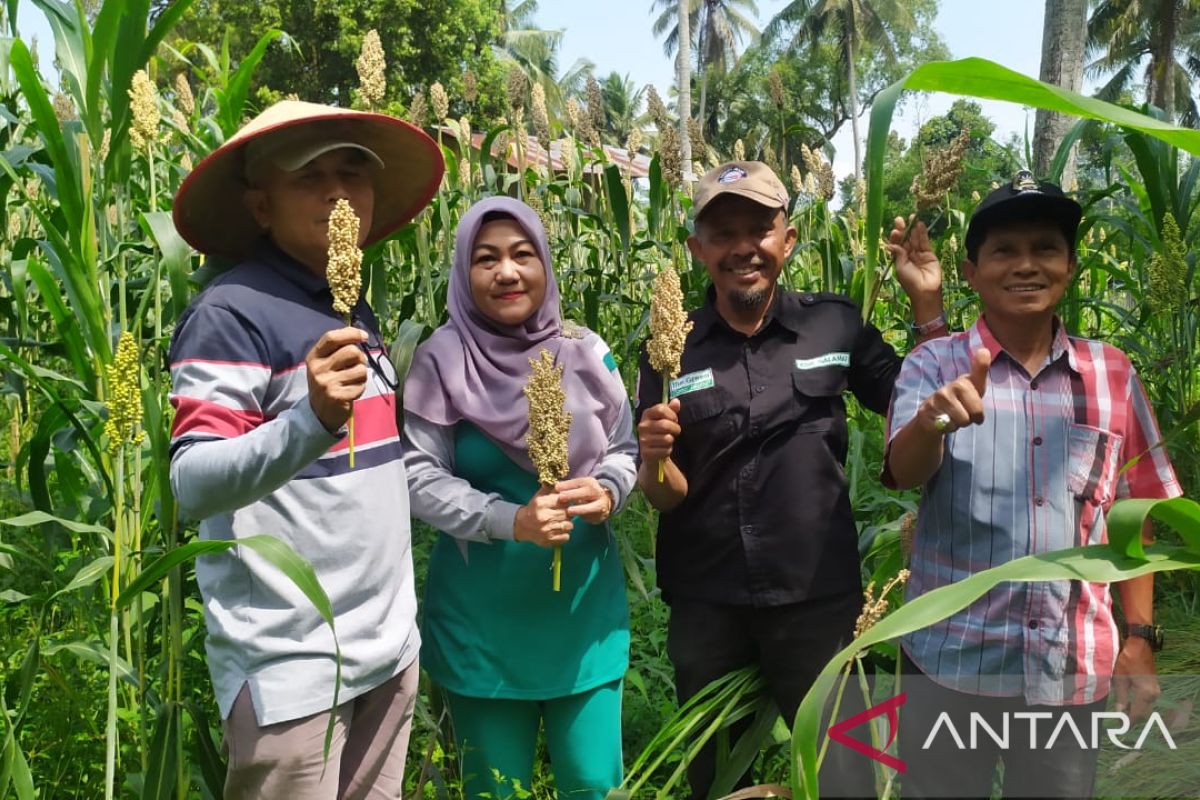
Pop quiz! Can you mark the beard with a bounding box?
[720,255,776,312]
[730,286,772,311]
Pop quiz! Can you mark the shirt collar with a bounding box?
[970,314,1079,373]
[256,238,332,298]
[693,284,797,340]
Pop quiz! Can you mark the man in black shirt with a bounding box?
[636,161,945,797]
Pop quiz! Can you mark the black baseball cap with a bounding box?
[965,170,1082,260]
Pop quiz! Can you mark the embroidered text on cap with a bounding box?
[718,166,748,184]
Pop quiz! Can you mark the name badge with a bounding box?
[670,368,715,398]
[795,352,850,370]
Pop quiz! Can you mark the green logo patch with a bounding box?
[670,368,715,398]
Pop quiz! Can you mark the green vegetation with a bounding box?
[0,0,1198,797]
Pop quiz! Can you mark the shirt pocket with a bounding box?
[677,387,726,427]
[1067,423,1124,505]
[791,369,847,432]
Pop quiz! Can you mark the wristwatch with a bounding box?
[1124,623,1164,651]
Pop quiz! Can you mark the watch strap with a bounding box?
[1124,623,1164,651]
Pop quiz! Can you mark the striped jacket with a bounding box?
[168,242,418,725]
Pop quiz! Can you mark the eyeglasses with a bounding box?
[352,317,400,393]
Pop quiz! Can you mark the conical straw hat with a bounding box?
[173,100,444,258]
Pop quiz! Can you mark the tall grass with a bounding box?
[0,3,1197,797]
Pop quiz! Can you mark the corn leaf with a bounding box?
[604,163,631,255]
[51,555,114,599]
[140,210,194,321]
[215,30,283,136]
[141,701,178,800]
[1,511,112,537]
[6,39,82,242]
[42,640,137,687]
[30,0,88,118]
[791,496,1200,799]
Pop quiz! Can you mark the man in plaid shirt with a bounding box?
[885,172,1182,798]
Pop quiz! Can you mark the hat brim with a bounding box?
[966,193,1083,255]
[173,101,445,259]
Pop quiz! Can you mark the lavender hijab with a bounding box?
[404,196,625,479]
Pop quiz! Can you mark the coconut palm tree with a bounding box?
[1086,0,1200,125]
[599,72,646,143]
[651,0,760,122]
[763,0,912,179]
[1033,0,1087,183]
[498,0,593,118]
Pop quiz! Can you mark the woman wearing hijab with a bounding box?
[402,196,635,799]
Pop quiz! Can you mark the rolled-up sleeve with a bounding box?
[885,342,945,445]
[1116,368,1183,500]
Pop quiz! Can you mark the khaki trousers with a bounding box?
[223,659,419,800]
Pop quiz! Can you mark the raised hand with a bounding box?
[888,216,944,300]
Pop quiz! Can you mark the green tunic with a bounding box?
[421,422,630,699]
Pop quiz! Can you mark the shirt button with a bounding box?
[1033,436,1043,446]
[755,385,766,393]
[1034,496,1045,507]
[1030,379,1039,390]
[1029,620,1039,630]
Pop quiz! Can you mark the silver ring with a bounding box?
[933,412,952,433]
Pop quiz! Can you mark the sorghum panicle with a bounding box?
[524,349,572,486]
[356,29,387,109]
[647,267,692,381]
[128,70,159,151]
[505,66,526,114]
[531,83,551,147]
[463,70,478,104]
[1148,212,1187,314]
[174,73,195,116]
[430,81,450,122]
[104,331,146,455]
[911,129,971,213]
[327,199,363,319]
[409,92,428,128]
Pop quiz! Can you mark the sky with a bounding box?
[15,0,1082,183]
[539,0,1055,181]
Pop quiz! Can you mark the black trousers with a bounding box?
[899,652,1105,799]
[666,591,875,800]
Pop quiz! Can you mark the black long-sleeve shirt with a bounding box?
[636,288,902,607]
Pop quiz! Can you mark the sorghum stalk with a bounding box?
[524,349,572,591]
[647,265,692,481]
[328,199,363,467]
[103,331,144,800]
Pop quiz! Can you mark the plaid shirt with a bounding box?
[887,316,1181,705]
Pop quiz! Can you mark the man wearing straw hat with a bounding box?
[169,100,442,798]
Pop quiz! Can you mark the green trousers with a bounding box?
[445,680,623,799]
